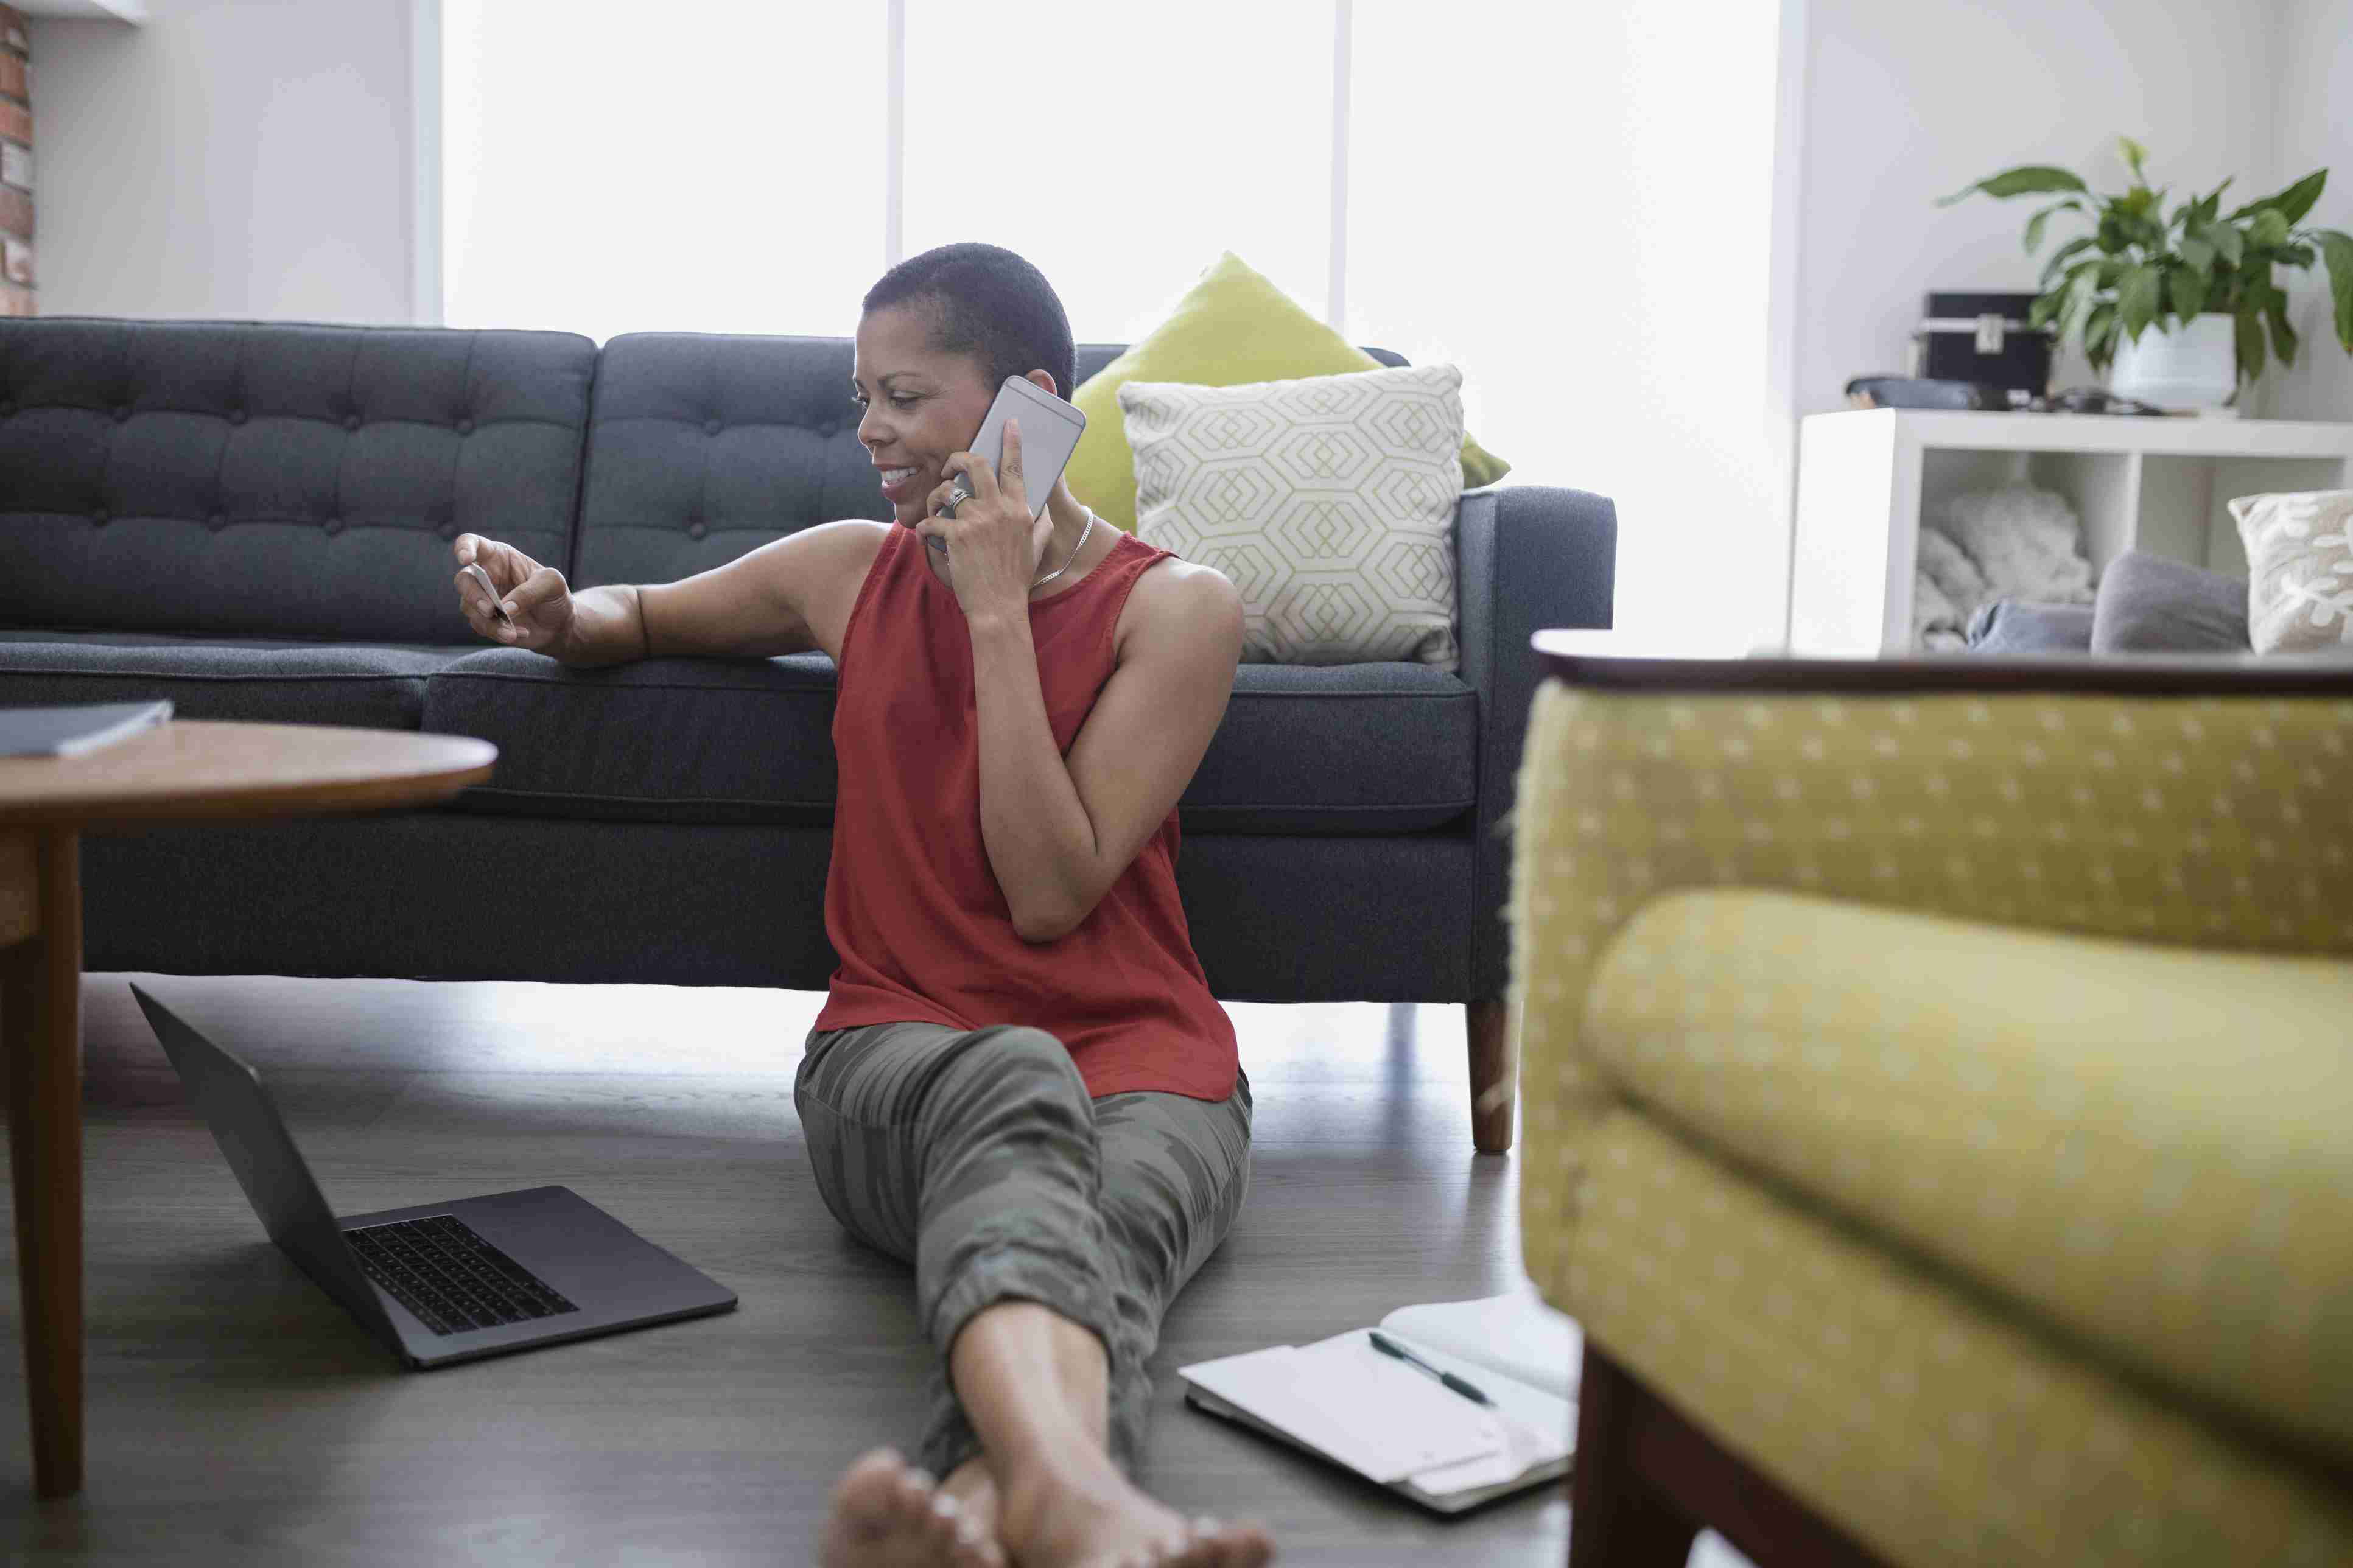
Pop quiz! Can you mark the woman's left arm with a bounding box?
[970,567,1244,942]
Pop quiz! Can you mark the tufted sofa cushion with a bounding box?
[569,337,1404,589]
[569,334,889,590]
[0,318,594,643]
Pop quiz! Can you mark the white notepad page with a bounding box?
[1293,1329,1573,1494]
[1179,1339,1506,1483]
[1377,1284,1583,1402]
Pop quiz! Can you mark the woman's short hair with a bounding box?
[862,243,1078,405]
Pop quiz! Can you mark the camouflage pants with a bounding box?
[794,1020,1254,1480]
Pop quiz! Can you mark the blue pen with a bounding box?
[1369,1330,1493,1407]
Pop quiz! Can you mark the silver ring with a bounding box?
[939,492,966,519]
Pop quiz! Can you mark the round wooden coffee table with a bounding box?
[1,719,497,1499]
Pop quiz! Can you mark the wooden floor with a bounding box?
[1,976,1745,1566]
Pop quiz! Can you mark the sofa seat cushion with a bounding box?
[1557,1109,2353,1568]
[0,631,479,729]
[1191,661,1475,831]
[423,649,1476,832]
[1583,887,2353,1468]
[423,648,842,824]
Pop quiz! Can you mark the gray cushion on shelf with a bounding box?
[0,631,479,728]
[422,648,1475,833]
[2090,550,2250,653]
[1964,599,2095,654]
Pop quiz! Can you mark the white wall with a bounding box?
[1793,0,2282,418]
[2270,0,2353,422]
[26,0,420,324]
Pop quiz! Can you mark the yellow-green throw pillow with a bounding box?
[1067,251,1510,533]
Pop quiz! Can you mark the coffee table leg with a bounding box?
[2,827,82,1499]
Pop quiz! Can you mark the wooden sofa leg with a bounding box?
[1465,999,1513,1154]
[1568,1344,1699,1568]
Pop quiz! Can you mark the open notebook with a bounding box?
[1178,1289,1580,1513]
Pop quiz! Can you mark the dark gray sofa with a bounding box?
[0,317,1616,1151]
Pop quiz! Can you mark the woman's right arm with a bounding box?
[555,584,651,668]
[452,522,877,667]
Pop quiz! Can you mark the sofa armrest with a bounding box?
[1456,485,1616,1002]
[1506,656,2353,1295]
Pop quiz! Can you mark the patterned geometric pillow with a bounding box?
[1119,363,1466,670]
[2226,489,2353,653]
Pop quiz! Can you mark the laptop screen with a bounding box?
[130,984,401,1341]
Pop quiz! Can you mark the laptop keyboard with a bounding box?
[344,1214,579,1337]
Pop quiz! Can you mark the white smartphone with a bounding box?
[930,376,1088,553]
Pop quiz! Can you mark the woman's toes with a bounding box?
[1222,1522,1275,1567]
[892,1467,936,1522]
[944,1514,995,1568]
[1163,1520,1272,1567]
[824,1447,972,1567]
[844,1446,905,1483]
[833,1447,908,1519]
[925,1491,966,1547]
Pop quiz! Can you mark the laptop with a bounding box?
[132,984,738,1370]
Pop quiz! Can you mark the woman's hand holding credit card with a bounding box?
[451,534,576,653]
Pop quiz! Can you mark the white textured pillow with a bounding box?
[1118,363,1466,669]
[2226,489,2353,653]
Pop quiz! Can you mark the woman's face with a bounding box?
[852,305,1004,529]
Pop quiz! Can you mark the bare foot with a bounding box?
[1149,1516,1275,1567]
[997,1453,1274,1567]
[940,1455,1000,1544]
[819,1447,1006,1568]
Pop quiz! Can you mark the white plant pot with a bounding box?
[2108,312,2239,411]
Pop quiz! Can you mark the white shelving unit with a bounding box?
[1790,410,2353,654]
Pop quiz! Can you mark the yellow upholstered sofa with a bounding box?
[1505,644,2353,1567]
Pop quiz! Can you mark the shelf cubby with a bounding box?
[1792,410,2353,653]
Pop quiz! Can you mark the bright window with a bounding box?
[1348,1,1783,648]
[901,0,1333,351]
[443,1,1786,648]
[441,1,888,344]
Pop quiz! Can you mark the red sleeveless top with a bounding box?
[810,522,1241,1102]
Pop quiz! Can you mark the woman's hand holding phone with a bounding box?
[918,376,1090,623]
[921,419,1061,623]
[451,534,576,653]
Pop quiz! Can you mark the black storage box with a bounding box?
[1910,291,2055,394]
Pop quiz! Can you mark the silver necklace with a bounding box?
[1026,506,1096,590]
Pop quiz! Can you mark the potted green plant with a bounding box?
[1941,137,2353,410]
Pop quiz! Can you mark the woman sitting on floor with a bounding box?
[451,242,1274,1568]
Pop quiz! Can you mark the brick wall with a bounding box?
[0,4,27,316]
